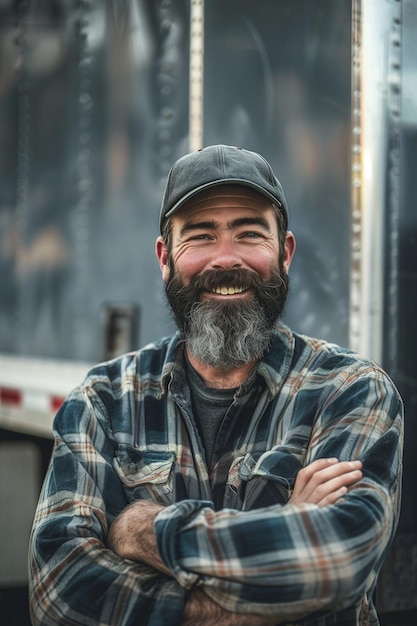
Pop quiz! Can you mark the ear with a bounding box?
[155,236,171,283]
[283,231,296,273]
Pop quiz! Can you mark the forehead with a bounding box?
[174,184,275,222]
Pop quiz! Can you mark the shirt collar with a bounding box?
[160,323,294,399]
[256,323,295,397]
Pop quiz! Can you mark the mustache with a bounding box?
[166,268,286,302]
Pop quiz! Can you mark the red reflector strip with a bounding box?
[50,396,65,413]
[0,387,22,406]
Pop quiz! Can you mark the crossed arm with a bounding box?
[107,458,363,625]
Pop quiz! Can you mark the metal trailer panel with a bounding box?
[203,0,352,350]
[0,0,354,366]
[378,0,417,613]
[0,0,189,364]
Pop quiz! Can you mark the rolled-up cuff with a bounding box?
[154,499,213,589]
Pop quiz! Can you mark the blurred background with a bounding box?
[0,1,416,624]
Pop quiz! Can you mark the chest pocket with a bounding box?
[113,444,180,505]
[225,445,307,510]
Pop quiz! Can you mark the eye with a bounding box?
[187,233,213,241]
[240,231,264,239]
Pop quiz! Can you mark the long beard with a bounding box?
[165,264,289,368]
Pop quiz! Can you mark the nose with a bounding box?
[210,237,242,270]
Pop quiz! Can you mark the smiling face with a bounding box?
[157,185,294,287]
[156,185,296,369]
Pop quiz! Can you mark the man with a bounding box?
[29,145,403,626]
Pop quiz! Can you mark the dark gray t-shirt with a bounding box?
[185,358,236,466]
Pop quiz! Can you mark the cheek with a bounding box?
[172,251,208,282]
[246,250,278,278]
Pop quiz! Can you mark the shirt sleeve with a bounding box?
[154,365,404,620]
[29,385,186,626]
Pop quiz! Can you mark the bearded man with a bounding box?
[29,145,403,626]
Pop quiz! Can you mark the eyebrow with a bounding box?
[230,216,271,231]
[179,216,272,237]
[179,220,217,237]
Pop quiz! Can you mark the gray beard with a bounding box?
[165,265,289,369]
[184,298,273,368]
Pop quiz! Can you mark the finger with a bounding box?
[291,458,339,503]
[293,458,339,494]
[317,486,348,507]
[312,460,362,485]
[310,464,363,497]
[291,460,362,504]
[315,468,363,506]
[295,458,357,499]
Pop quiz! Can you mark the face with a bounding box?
[157,185,295,288]
[156,185,296,368]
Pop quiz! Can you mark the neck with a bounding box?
[185,349,257,389]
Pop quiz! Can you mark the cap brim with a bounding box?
[163,178,283,222]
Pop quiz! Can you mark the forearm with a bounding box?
[107,499,170,576]
[155,478,397,617]
[108,503,282,625]
[108,506,280,626]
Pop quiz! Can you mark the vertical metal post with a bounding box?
[350,0,363,355]
[74,1,94,360]
[349,0,401,364]
[15,1,31,354]
[385,3,402,377]
[189,0,204,151]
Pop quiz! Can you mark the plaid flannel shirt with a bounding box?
[29,323,403,626]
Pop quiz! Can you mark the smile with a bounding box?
[211,286,248,295]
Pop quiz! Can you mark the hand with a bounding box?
[107,500,169,575]
[289,458,363,507]
[183,589,281,626]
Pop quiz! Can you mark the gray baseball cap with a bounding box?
[159,144,288,232]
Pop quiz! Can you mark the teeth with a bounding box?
[213,286,246,295]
